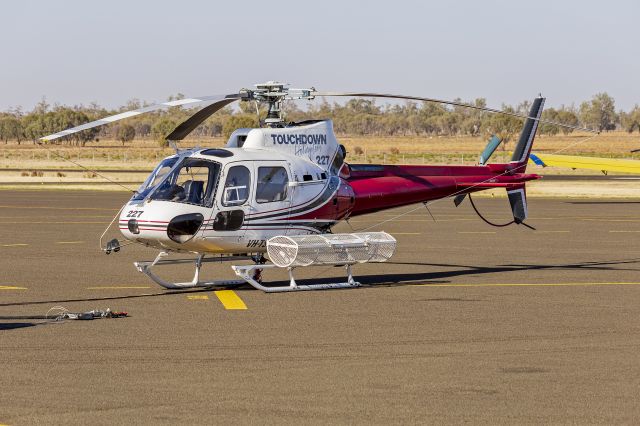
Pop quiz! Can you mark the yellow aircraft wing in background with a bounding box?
[529,153,640,174]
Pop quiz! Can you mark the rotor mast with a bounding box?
[242,81,315,127]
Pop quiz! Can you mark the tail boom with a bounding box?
[345,95,545,219]
[346,164,540,216]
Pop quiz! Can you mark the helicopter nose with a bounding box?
[167,213,204,243]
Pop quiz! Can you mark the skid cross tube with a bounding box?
[134,252,249,289]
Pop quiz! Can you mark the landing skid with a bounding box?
[134,251,361,292]
[134,252,248,290]
[232,264,361,293]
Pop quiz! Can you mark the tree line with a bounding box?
[1,92,639,148]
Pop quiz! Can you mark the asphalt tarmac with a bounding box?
[1,190,639,424]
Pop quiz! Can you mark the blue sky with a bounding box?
[2,0,639,111]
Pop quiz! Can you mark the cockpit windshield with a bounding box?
[132,157,179,202]
[149,158,221,206]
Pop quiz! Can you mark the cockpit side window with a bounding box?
[256,166,288,203]
[132,157,179,201]
[150,158,221,207]
[221,165,251,206]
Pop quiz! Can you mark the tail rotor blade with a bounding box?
[479,135,502,165]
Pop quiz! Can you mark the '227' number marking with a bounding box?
[315,155,329,165]
[126,210,143,218]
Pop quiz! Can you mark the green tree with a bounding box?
[152,118,177,147]
[222,114,258,139]
[116,124,136,145]
[540,108,560,136]
[556,108,579,135]
[22,113,46,142]
[0,116,24,144]
[621,105,640,133]
[51,108,99,146]
[485,105,522,150]
[579,93,617,132]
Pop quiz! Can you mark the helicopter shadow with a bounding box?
[0,322,39,331]
[368,257,640,286]
[2,257,639,306]
[0,288,211,308]
[567,201,640,205]
[243,256,640,289]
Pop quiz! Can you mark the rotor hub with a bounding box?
[240,81,315,127]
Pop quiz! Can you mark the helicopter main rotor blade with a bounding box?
[40,94,234,142]
[165,95,240,141]
[312,91,598,134]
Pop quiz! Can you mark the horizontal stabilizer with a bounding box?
[456,181,537,189]
[453,194,467,207]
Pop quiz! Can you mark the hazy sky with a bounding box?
[2,0,639,111]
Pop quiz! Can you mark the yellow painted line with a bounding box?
[0,285,27,290]
[186,295,209,300]
[581,218,640,223]
[56,241,84,244]
[86,286,151,290]
[414,282,640,288]
[0,221,107,224]
[457,231,496,234]
[609,230,640,233]
[392,232,421,235]
[536,217,640,221]
[0,215,112,219]
[0,205,115,211]
[1,243,28,247]
[351,219,475,223]
[538,230,570,233]
[214,290,247,310]
[350,217,640,223]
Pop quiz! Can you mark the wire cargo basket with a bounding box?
[267,232,397,268]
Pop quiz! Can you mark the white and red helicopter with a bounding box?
[41,82,587,292]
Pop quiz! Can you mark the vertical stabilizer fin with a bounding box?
[511,97,545,169]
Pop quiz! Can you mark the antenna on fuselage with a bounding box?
[168,140,180,154]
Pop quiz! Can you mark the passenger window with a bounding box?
[256,166,288,203]
[222,165,251,206]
